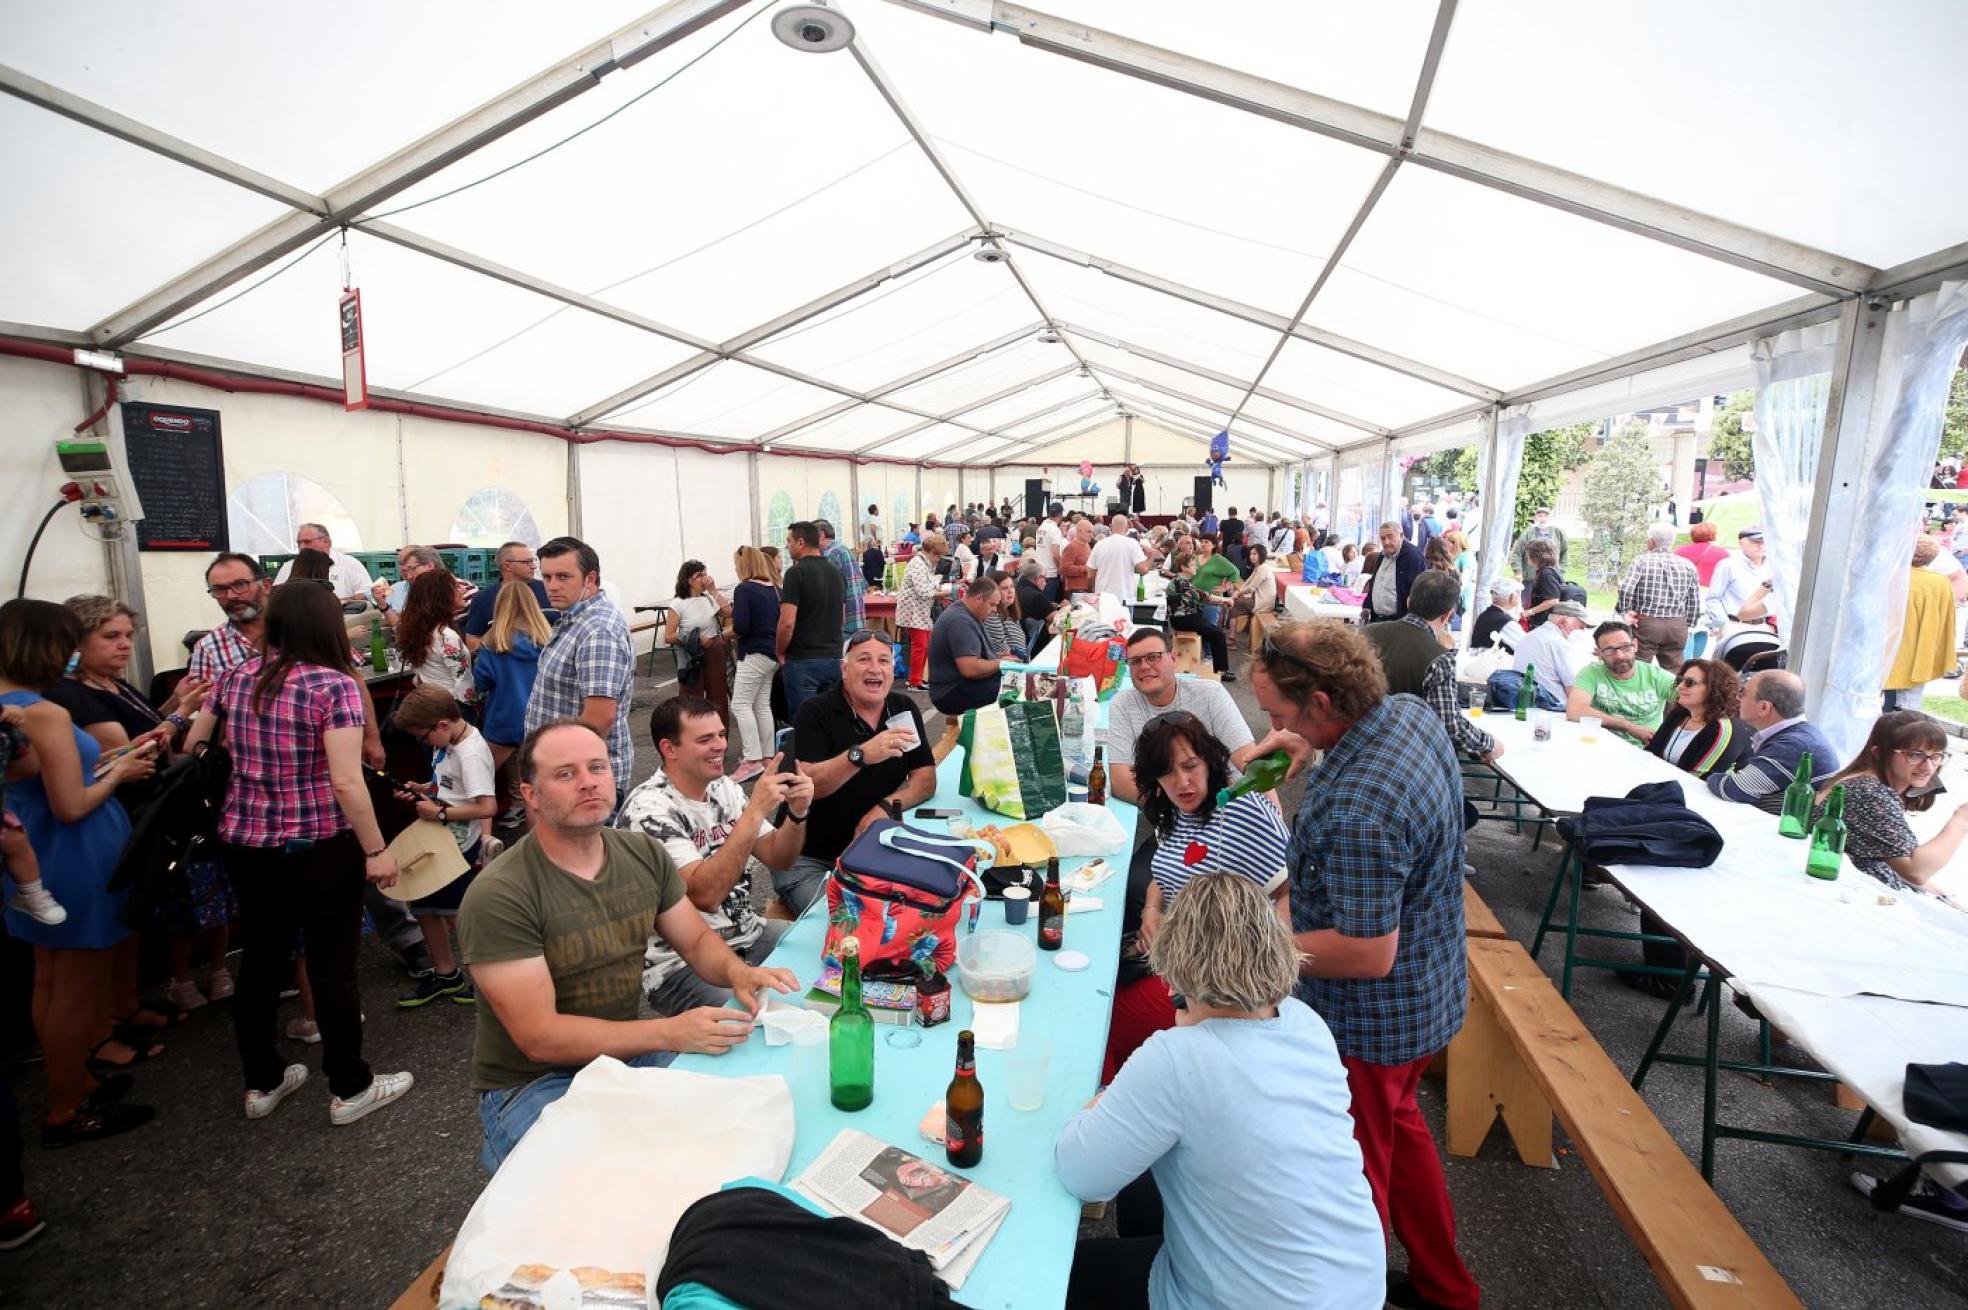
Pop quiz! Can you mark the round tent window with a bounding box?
[451,486,541,549]
[226,473,362,557]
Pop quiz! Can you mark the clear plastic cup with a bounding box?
[1468,686,1489,717]
[1007,1035,1051,1111]
[1579,715,1602,742]
[788,1025,828,1099]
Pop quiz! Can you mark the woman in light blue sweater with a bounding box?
[1055,873,1384,1310]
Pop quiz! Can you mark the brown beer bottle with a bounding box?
[1085,744,1107,806]
[945,1029,984,1167]
[1038,858,1066,951]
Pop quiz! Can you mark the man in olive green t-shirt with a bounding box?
[1567,620,1676,746]
[459,720,798,1173]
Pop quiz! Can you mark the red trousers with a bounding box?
[1344,1054,1481,1309]
[1103,974,1176,1083]
[905,627,929,686]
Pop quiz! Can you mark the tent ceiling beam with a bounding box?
[952,410,1116,465]
[0,64,325,214]
[889,1,1874,297]
[564,227,980,427]
[1125,411,1292,469]
[1090,365,1332,452]
[996,228,1500,402]
[846,31,1122,413]
[1055,321,1389,436]
[84,0,751,347]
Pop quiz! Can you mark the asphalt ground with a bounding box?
[4,660,1964,1308]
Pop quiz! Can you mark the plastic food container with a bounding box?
[959,930,1036,1002]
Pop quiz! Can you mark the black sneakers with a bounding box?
[1851,1171,1968,1234]
[396,971,467,1009]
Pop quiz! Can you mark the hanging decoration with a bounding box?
[1208,430,1230,487]
[337,229,368,412]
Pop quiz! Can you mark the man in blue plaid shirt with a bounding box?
[527,537,636,799]
[1251,620,1479,1310]
[817,520,865,634]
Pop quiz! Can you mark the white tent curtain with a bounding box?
[1756,283,1968,763]
[1473,404,1529,605]
[1750,321,1839,634]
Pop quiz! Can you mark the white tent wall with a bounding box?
[3,354,111,607]
[757,452,854,547]
[399,413,566,554]
[856,461,918,541]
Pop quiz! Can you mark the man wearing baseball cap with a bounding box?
[1703,526,1770,627]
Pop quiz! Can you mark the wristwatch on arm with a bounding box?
[847,745,866,767]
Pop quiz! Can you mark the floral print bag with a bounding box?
[822,820,986,981]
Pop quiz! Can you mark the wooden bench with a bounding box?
[1462,881,1508,939]
[387,1244,448,1310]
[1447,936,1801,1309]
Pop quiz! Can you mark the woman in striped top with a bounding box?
[1104,711,1289,1081]
[982,570,1028,661]
[1644,658,1748,779]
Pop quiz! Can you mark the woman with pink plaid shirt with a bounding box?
[184,583,415,1126]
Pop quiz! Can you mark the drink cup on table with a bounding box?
[1530,709,1554,744]
[1579,715,1602,742]
[1002,885,1031,925]
[1007,1034,1050,1112]
[1468,687,1488,717]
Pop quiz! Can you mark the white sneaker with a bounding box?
[243,1063,310,1120]
[164,977,208,1012]
[7,882,66,926]
[285,1017,321,1044]
[329,1071,413,1126]
[206,967,235,1001]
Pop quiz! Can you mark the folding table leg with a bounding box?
[1631,957,1701,1091]
[1560,848,1585,1000]
[1530,844,1573,960]
[1701,971,1723,1180]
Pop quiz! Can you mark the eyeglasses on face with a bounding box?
[207,579,261,597]
[1894,748,1948,767]
[1124,650,1169,669]
[1597,641,1638,656]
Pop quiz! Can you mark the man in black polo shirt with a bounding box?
[785,630,937,912]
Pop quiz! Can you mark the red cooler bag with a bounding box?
[823,821,984,980]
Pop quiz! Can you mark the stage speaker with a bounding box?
[1024,478,1047,519]
[1192,476,1213,513]
[1107,499,1123,517]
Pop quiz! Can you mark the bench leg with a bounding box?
[1446,990,1555,1168]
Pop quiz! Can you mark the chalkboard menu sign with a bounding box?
[120,402,229,552]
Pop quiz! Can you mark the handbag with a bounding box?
[823,821,985,980]
[955,701,1069,820]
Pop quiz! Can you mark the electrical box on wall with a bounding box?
[54,438,128,532]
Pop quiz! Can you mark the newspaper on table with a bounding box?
[792,1129,1010,1288]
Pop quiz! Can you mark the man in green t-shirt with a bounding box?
[1567,620,1676,746]
[1192,534,1242,597]
[459,719,798,1173]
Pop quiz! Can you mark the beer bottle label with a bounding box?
[1040,913,1063,946]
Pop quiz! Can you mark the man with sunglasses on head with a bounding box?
[1567,620,1677,746]
[1103,628,1258,806]
[786,630,936,914]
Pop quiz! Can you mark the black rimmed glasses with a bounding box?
[206,579,261,598]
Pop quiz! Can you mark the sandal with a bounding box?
[115,1002,189,1030]
[86,1035,165,1074]
[41,1100,155,1149]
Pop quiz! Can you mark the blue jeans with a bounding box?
[478,1050,674,1174]
[782,657,838,720]
[773,855,831,916]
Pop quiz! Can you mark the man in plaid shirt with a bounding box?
[817,520,865,634]
[1617,524,1701,672]
[1251,620,1480,1310]
[527,537,636,799]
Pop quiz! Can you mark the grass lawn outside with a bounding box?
[1922,695,1968,729]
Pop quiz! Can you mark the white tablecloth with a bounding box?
[1282,584,1362,624]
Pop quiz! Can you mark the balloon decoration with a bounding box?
[1208,430,1230,487]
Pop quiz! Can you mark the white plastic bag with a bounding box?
[1040,802,1128,856]
[441,1058,794,1308]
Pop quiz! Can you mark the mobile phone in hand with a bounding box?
[916,807,961,820]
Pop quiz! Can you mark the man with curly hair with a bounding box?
[1248,620,1479,1310]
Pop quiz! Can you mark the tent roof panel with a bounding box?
[1313,167,1811,389]
[1013,248,1279,381]
[773,404,926,451]
[852,1,1390,316]
[1261,335,1472,429]
[0,0,664,192]
[0,98,287,327]
[1424,0,1968,270]
[958,374,1101,431]
[600,359,837,438]
[744,253,1034,390]
[879,335,1076,414]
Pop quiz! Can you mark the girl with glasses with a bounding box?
[1811,710,1968,893]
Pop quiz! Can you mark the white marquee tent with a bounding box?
[4,0,1967,754]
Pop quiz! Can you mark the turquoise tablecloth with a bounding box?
[672,751,1137,1310]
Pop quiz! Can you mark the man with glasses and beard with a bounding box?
[1102,629,1258,807]
[1567,621,1677,746]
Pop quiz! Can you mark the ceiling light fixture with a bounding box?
[973,247,1009,264]
[1037,329,1060,344]
[771,3,854,53]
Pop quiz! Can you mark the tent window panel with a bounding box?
[227,473,362,558]
[450,487,542,549]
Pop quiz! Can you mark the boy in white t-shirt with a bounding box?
[391,686,498,1008]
